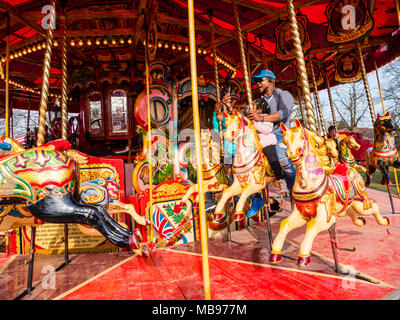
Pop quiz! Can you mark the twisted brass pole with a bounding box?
[37,1,56,146]
[287,0,316,132]
[5,15,10,137]
[309,59,326,135]
[297,86,306,127]
[210,22,224,158]
[232,0,253,110]
[324,68,337,130]
[356,41,376,123]
[61,14,69,140]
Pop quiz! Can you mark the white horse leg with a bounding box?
[213,178,241,221]
[180,184,198,206]
[270,205,307,264]
[345,206,366,226]
[350,201,389,226]
[108,201,150,226]
[298,204,336,266]
[234,179,266,221]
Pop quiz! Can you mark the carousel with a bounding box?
[0,0,400,300]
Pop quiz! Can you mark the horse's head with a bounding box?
[376,112,396,134]
[344,135,360,150]
[222,109,246,143]
[324,136,339,158]
[280,119,305,165]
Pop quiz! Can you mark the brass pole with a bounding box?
[37,1,56,146]
[309,59,326,135]
[374,61,386,114]
[187,0,211,300]
[324,68,337,130]
[5,15,10,137]
[60,14,68,140]
[356,41,376,123]
[210,22,225,158]
[232,0,253,110]
[145,28,154,244]
[287,0,317,132]
[396,0,400,28]
[297,86,306,126]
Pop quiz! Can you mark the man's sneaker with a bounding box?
[278,179,289,194]
[247,198,264,218]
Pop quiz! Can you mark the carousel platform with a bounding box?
[0,187,399,300]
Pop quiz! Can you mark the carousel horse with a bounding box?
[0,136,148,255]
[338,134,366,172]
[365,112,400,186]
[179,130,230,208]
[269,119,388,266]
[213,110,277,222]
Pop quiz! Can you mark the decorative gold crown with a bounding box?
[341,0,360,8]
[342,55,353,63]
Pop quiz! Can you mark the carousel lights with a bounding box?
[78,38,84,47]
[2,40,53,62]
[111,37,117,45]
[95,37,101,45]
[209,52,235,72]
[87,38,92,46]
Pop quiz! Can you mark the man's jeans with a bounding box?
[274,132,295,191]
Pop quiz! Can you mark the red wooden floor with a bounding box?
[1,187,399,300]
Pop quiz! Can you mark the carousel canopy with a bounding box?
[1,0,400,111]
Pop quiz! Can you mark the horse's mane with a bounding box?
[303,128,331,166]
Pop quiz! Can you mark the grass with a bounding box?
[365,166,400,196]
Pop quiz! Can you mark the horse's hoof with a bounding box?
[269,252,282,264]
[384,217,390,225]
[129,234,140,250]
[297,255,311,267]
[144,217,151,226]
[213,212,223,221]
[141,243,150,257]
[132,229,143,242]
[358,217,366,226]
[234,212,244,221]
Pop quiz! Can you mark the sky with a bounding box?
[313,58,399,129]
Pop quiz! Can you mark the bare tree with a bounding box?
[331,81,370,131]
[383,59,400,127]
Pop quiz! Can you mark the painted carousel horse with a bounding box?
[0,136,148,255]
[365,112,400,186]
[179,129,230,209]
[212,110,277,222]
[269,120,388,266]
[338,134,366,172]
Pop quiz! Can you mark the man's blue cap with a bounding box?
[251,69,275,82]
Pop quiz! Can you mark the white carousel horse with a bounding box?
[269,119,389,266]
